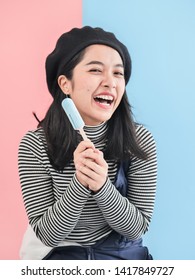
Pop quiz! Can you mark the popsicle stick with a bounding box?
[79,128,88,141]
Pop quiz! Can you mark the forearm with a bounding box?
[93,179,151,239]
[93,127,157,239]
[30,175,91,246]
[18,132,91,246]
[21,170,91,246]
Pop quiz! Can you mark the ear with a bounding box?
[57,75,71,95]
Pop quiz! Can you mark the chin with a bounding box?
[85,112,113,126]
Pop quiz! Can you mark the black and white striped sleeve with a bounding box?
[93,125,157,240]
[18,131,90,246]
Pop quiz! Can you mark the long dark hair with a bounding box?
[36,49,147,170]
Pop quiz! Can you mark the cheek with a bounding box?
[118,83,125,98]
[75,79,93,94]
[115,85,125,105]
[116,95,123,107]
[71,83,93,106]
[121,81,126,92]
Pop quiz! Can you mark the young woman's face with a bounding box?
[66,44,125,126]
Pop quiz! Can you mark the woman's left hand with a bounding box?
[76,148,108,193]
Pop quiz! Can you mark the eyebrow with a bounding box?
[85,60,124,68]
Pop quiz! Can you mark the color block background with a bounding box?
[0,0,195,259]
[0,0,82,260]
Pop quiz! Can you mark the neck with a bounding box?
[83,122,107,144]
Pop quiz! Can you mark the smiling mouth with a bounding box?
[94,95,114,106]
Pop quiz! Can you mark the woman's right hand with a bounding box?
[73,140,96,187]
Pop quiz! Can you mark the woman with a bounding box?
[18,26,157,260]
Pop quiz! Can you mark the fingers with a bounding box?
[73,140,108,192]
[73,141,95,187]
[76,151,108,192]
[76,166,107,192]
[78,160,103,177]
[82,149,104,165]
[74,141,103,170]
[74,140,95,155]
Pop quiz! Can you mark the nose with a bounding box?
[101,72,116,89]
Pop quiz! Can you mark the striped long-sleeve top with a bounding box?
[18,122,157,248]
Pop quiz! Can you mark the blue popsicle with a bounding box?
[61,98,88,140]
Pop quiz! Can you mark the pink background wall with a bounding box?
[0,0,82,259]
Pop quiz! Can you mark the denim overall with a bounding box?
[43,161,152,260]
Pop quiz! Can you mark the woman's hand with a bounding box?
[73,141,108,192]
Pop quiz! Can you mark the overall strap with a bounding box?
[114,160,131,197]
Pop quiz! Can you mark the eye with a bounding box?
[89,68,102,73]
[114,71,124,77]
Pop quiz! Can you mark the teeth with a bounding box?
[95,95,113,101]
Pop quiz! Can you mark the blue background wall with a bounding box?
[83,0,195,259]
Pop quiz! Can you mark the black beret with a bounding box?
[45,26,132,95]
